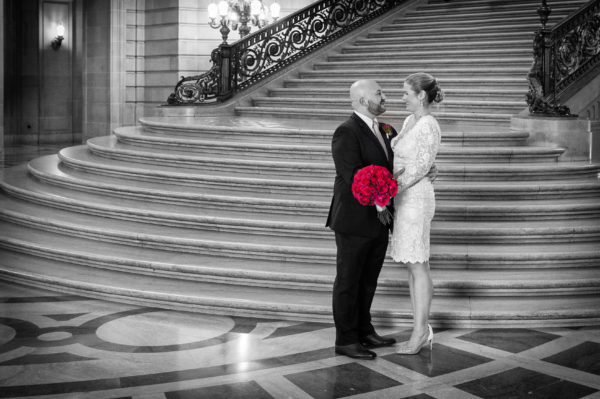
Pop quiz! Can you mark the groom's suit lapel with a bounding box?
[350,114,393,169]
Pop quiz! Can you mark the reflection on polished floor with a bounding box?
[1,281,599,399]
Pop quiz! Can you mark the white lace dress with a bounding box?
[389,114,441,264]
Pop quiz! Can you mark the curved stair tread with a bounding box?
[0,256,598,325]
[4,166,600,230]
[2,219,598,270]
[235,106,515,125]
[0,240,598,295]
[0,195,334,250]
[64,143,599,183]
[140,116,333,135]
[115,126,331,153]
[87,136,332,170]
[270,86,528,99]
[2,186,599,251]
[430,243,600,263]
[58,146,334,185]
[2,165,325,224]
[27,155,600,204]
[252,96,526,108]
[118,125,532,150]
[26,157,329,208]
[110,130,561,162]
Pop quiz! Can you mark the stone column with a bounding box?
[110,0,127,134]
[0,0,4,160]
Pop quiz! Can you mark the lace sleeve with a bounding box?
[397,118,440,189]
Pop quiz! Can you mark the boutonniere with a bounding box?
[382,124,393,138]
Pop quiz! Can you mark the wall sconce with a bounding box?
[51,22,65,50]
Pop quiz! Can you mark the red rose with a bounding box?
[351,165,398,207]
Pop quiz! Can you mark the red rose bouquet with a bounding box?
[352,165,398,225]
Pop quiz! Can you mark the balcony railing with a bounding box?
[527,0,600,116]
[167,0,403,105]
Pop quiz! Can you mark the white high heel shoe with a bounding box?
[396,324,434,355]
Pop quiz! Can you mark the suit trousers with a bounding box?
[333,227,389,346]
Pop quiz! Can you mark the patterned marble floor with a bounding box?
[0,281,599,399]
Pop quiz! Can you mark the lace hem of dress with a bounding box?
[391,256,430,264]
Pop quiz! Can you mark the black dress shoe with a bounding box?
[335,343,376,359]
[360,333,396,348]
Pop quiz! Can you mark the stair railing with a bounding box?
[166,0,403,105]
[527,0,600,116]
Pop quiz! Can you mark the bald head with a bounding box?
[350,79,386,117]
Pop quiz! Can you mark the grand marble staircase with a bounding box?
[1,0,599,327]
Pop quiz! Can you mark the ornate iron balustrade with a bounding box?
[167,0,402,105]
[527,0,600,116]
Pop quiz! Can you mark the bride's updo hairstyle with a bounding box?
[405,72,444,104]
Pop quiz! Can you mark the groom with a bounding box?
[326,79,397,359]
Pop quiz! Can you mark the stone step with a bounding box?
[298,67,529,79]
[251,96,524,115]
[283,77,528,91]
[116,126,530,155]
[404,4,584,20]
[0,250,598,327]
[139,117,333,144]
[379,18,557,33]
[324,54,532,68]
[378,22,554,35]
[114,128,551,162]
[422,0,585,11]
[13,161,600,222]
[5,166,599,247]
[137,119,531,146]
[384,13,568,29]
[5,171,600,247]
[268,87,526,102]
[234,106,513,129]
[340,43,531,55]
[0,228,598,297]
[354,36,533,48]
[81,140,579,182]
[31,155,600,204]
[364,30,535,42]
[108,131,563,163]
[7,162,600,269]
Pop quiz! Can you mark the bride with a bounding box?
[390,72,443,354]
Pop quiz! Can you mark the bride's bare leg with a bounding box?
[400,261,433,348]
[409,269,415,319]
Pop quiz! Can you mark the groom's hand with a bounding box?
[426,164,438,182]
[392,167,405,180]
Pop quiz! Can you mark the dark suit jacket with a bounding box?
[326,113,397,238]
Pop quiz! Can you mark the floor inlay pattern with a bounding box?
[0,282,599,399]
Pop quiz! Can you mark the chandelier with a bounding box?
[208,0,281,43]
